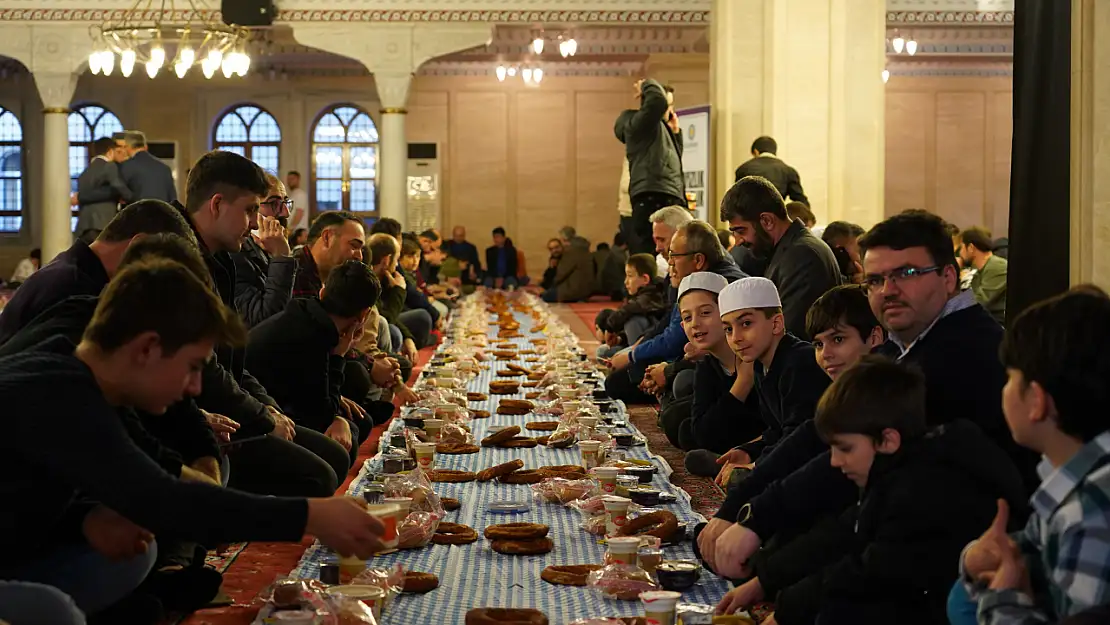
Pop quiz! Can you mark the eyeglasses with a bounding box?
[668,250,696,258]
[262,197,293,213]
[863,265,940,291]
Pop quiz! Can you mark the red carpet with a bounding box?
[178,349,434,625]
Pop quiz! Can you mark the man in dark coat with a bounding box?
[720,176,841,338]
[115,131,177,205]
[75,136,132,241]
[615,79,685,255]
[231,172,296,328]
[733,136,809,206]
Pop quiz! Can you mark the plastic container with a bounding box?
[579,440,602,470]
[606,536,641,566]
[326,585,385,621]
[592,466,621,494]
[602,495,632,535]
[422,419,444,441]
[486,500,531,514]
[365,503,401,549]
[413,442,437,470]
[640,590,682,625]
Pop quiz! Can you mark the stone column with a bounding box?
[710,0,885,228]
[35,72,78,262]
[291,23,491,227]
[375,72,413,226]
[1071,0,1110,288]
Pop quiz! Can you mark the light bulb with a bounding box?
[892,36,905,54]
[559,40,569,58]
[221,58,234,78]
[149,45,165,68]
[145,59,159,79]
[495,65,507,81]
[100,51,114,76]
[522,68,533,83]
[906,39,918,56]
[882,69,890,83]
[565,38,577,56]
[174,62,188,78]
[201,58,216,79]
[88,51,102,75]
[119,49,136,77]
[531,37,544,55]
[533,68,544,83]
[507,66,517,77]
[178,45,195,68]
[237,52,251,76]
[207,48,223,66]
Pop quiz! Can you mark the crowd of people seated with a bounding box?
[583,172,1106,624]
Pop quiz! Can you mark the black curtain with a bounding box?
[1007,0,1072,323]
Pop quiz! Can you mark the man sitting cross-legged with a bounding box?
[0,258,385,624]
[247,260,383,466]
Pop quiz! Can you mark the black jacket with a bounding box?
[614,79,685,201]
[758,421,1027,625]
[245,299,349,433]
[598,246,628,297]
[726,303,1038,534]
[0,296,219,475]
[0,240,108,345]
[742,333,831,461]
[175,203,279,430]
[607,278,670,332]
[232,235,297,328]
[401,268,440,325]
[765,220,842,339]
[686,356,764,453]
[485,244,518,279]
[734,155,809,206]
[0,338,307,567]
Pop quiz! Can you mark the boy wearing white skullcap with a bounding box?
[708,277,831,486]
[672,273,765,457]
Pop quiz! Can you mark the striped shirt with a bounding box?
[967,430,1110,624]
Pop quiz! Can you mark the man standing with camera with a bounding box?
[615,79,686,256]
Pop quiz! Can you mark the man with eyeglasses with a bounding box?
[721,176,841,339]
[232,172,297,328]
[698,209,1039,581]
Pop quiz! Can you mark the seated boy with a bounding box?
[686,284,882,478]
[0,258,385,621]
[951,287,1110,624]
[246,260,384,465]
[594,309,626,360]
[607,253,670,345]
[717,357,1026,625]
[396,238,444,333]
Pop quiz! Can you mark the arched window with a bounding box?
[68,104,124,231]
[213,104,281,173]
[311,104,378,215]
[0,106,23,233]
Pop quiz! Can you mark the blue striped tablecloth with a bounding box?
[290,306,730,624]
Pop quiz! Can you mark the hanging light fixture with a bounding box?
[507,66,518,78]
[531,36,544,55]
[892,33,905,54]
[495,65,507,81]
[906,38,918,56]
[882,68,890,83]
[522,67,534,84]
[558,37,577,58]
[87,0,251,80]
[533,68,544,84]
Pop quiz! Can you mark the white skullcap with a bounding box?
[678,272,729,301]
[719,277,782,316]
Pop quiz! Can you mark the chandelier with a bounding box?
[88,0,252,79]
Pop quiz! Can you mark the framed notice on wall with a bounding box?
[676,105,711,223]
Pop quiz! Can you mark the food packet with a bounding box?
[349,564,405,605]
[580,513,608,536]
[383,468,444,517]
[531,477,599,505]
[325,595,381,624]
[586,563,659,601]
[542,425,577,449]
[396,511,440,549]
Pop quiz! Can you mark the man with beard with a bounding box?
[232,172,296,328]
[721,176,841,338]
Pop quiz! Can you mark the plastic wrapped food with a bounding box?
[350,565,406,608]
[396,511,440,550]
[383,468,444,517]
[438,422,474,444]
[531,477,599,505]
[586,564,659,601]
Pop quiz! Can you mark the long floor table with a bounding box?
[290,303,729,624]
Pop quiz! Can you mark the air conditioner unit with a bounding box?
[406,143,440,232]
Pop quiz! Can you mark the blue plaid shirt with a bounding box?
[964,430,1110,624]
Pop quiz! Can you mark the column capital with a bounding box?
[34,71,79,111]
[374,72,414,110]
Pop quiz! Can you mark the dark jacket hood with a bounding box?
[870,419,1029,524]
[614,109,636,144]
[709,254,749,283]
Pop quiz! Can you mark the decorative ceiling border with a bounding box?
[887,10,1013,24]
[0,8,708,23]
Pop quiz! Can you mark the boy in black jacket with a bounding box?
[716,357,1026,625]
[606,253,670,344]
[246,260,382,466]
